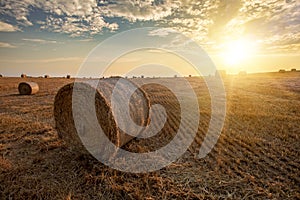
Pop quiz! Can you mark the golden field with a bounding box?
[0,72,299,199]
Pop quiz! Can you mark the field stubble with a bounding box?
[0,73,299,199]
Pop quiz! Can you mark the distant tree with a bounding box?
[291,68,296,72]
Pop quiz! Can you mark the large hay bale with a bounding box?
[18,82,39,95]
[54,77,150,154]
[21,74,27,78]
[44,75,50,78]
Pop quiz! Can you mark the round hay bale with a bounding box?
[21,74,27,78]
[238,71,247,76]
[54,77,150,154]
[44,75,50,78]
[66,75,71,79]
[18,82,39,95]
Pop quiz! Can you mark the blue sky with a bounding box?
[0,0,299,77]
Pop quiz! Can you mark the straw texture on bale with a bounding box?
[54,77,150,154]
[18,82,39,95]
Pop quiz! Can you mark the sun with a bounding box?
[221,38,256,66]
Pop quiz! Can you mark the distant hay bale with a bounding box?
[0,74,2,77]
[54,77,150,154]
[238,71,247,76]
[66,75,71,79]
[44,75,50,78]
[18,82,39,95]
[279,69,286,73]
[21,74,27,78]
[291,68,296,72]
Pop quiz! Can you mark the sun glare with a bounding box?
[221,38,256,66]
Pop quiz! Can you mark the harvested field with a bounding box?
[0,73,299,199]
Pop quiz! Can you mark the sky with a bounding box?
[0,0,299,77]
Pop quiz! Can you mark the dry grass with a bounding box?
[0,73,299,199]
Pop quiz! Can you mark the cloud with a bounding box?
[41,15,118,37]
[39,3,119,37]
[40,0,96,17]
[161,0,299,54]
[22,38,58,44]
[235,0,300,53]
[76,38,94,42]
[102,0,180,22]
[0,0,34,27]
[0,21,19,32]
[146,49,163,53]
[1,0,119,37]
[0,0,299,54]
[148,28,177,37]
[0,57,82,63]
[0,42,16,48]
[0,0,180,36]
